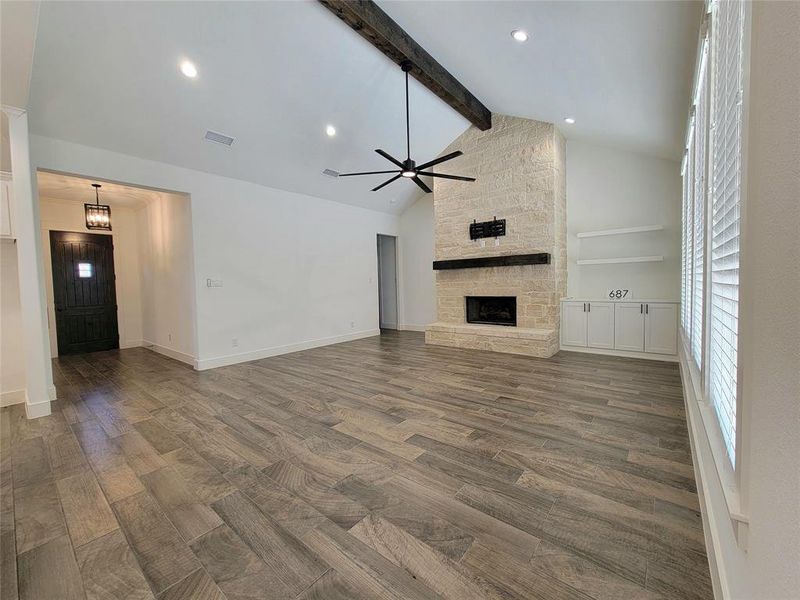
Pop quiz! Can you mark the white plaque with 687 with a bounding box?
[606,289,632,300]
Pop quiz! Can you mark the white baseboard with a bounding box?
[398,324,428,332]
[559,345,678,362]
[141,340,196,367]
[120,339,144,349]
[1,389,52,417]
[24,397,52,419]
[195,329,381,371]
[0,389,25,407]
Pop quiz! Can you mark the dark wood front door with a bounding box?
[50,231,119,355]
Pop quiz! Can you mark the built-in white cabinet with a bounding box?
[561,301,588,347]
[587,302,615,349]
[614,303,645,351]
[560,301,614,349]
[644,302,678,354]
[561,299,678,357]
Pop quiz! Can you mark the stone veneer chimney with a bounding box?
[425,114,567,358]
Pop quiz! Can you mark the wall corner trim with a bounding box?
[24,396,52,419]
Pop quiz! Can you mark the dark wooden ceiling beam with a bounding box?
[318,0,492,131]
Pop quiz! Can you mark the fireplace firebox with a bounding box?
[465,296,517,326]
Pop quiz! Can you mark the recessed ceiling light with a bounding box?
[511,30,529,42]
[180,60,198,78]
[564,117,576,124]
[326,125,337,137]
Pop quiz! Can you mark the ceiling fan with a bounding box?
[337,61,476,193]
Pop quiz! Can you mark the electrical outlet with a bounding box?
[168,333,172,342]
[206,279,223,288]
[350,321,355,329]
[232,338,238,348]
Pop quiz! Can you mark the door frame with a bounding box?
[376,233,399,330]
[49,230,120,355]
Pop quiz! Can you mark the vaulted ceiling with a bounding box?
[27,1,700,214]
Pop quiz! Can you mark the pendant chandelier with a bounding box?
[85,183,111,230]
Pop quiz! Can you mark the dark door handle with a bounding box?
[646,304,649,314]
[587,303,591,312]
[56,307,64,312]
[640,304,643,313]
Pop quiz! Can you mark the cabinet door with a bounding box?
[561,302,587,347]
[614,303,645,352]
[645,303,678,354]
[586,302,614,349]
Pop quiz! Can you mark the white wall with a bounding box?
[1,240,25,404]
[398,195,436,330]
[137,193,196,364]
[29,135,398,369]
[566,140,681,300]
[683,3,800,599]
[38,197,144,355]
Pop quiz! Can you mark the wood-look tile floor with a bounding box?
[0,331,713,600]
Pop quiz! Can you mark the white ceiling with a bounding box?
[37,170,178,209]
[381,0,701,160]
[27,1,700,215]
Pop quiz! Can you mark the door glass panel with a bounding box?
[77,262,93,278]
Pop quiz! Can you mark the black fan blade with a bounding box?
[372,174,402,191]
[375,149,405,168]
[417,171,476,182]
[412,176,432,193]
[416,151,463,171]
[338,170,399,177]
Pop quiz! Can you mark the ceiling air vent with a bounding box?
[204,130,234,147]
[322,169,340,178]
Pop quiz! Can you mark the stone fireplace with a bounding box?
[425,114,567,358]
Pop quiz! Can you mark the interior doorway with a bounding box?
[377,234,398,330]
[49,230,119,355]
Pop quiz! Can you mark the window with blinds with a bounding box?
[708,0,745,464]
[680,0,745,467]
[681,163,690,334]
[681,143,694,337]
[692,49,709,370]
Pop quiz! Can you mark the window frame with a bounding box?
[679,0,752,539]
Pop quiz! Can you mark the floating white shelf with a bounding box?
[576,255,664,265]
[576,224,663,239]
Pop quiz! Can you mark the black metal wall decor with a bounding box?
[85,184,112,231]
[470,217,506,240]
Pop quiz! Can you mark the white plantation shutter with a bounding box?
[681,144,694,336]
[708,0,745,464]
[692,51,709,369]
[681,163,688,332]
